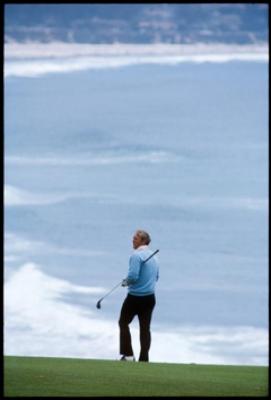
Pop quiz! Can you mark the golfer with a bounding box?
[119,230,159,362]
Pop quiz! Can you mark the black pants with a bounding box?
[118,293,156,362]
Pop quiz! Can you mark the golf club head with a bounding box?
[96,300,102,309]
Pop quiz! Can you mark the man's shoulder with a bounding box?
[129,252,142,263]
[131,247,150,260]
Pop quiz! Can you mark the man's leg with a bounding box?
[138,295,156,362]
[118,295,136,357]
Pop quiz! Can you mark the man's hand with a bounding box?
[121,279,129,287]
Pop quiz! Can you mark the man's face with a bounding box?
[132,232,144,249]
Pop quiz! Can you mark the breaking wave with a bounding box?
[4,261,268,365]
[4,42,268,78]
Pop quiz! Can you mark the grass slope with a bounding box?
[4,356,268,397]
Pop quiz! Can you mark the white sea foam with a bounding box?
[5,151,174,166]
[177,196,269,212]
[4,184,117,207]
[116,194,268,212]
[4,184,69,206]
[5,42,268,59]
[4,261,268,365]
[4,42,268,78]
[5,184,267,213]
[4,232,105,264]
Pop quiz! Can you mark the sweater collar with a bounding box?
[136,245,148,251]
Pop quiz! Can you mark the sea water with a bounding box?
[4,59,268,365]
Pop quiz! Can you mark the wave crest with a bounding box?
[5,42,268,78]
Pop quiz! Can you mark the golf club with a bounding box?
[96,249,159,309]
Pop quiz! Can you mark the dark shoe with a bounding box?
[120,355,135,361]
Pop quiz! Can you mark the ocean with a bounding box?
[4,44,268,365]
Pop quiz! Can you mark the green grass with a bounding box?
[4,356,268,397]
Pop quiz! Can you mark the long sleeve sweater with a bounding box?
[126,245,159,296]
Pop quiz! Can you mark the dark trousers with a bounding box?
[118,293,156,362]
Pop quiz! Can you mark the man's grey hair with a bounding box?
[137,230,151,245]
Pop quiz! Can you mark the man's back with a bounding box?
[127,246,159,296]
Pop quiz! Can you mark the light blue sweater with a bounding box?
[126,246,159,296]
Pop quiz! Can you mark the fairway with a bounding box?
[4,356,268,397]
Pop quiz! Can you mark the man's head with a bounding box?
[133,230,151,249]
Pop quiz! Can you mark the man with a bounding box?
[119,230,159,362]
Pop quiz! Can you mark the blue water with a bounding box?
[5,62,268,335]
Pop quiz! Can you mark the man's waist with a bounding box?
[127,291,155,297]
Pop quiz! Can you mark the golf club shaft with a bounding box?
[142,249,159,264]
[97,249,159,305]
[99,281,122,302]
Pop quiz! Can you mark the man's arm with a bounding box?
[125,253,141,285]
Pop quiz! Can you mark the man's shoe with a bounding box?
[120,355,135,361]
